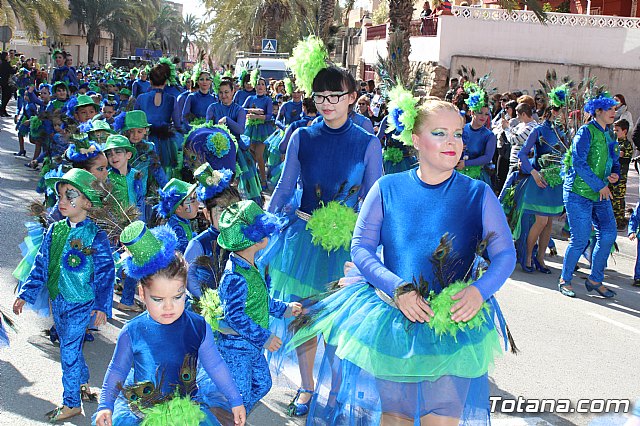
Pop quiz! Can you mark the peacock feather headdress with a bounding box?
[463,82,487,113]
[287,36,329,96]
[386,84,419,146]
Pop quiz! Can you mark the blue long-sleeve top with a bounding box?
[218,254,288,349]
[97,310,243,412]
[462,123,496,167]
[27,90,46,110]
[108,167,146,222]
[629,205,640,235]
[312,110,375,134]
[233,89,255,107]
[268,118,383,215]
[205,102,247,141]
[176,90,191,129]
[184,226,227,298]
[129,140,169,194]
[164,83,183,99]
[168,215,194,254]
[18,217,115,314]
[278,115,315,154]
[132,79,151,98]
[351,170,516,300]
[275,100,303,129]
[134,88,180,130]
[518,120,565,174]
[183,90,218,123]
[51,66,78,86]
[242,94,273,121]
[563,120,621,194]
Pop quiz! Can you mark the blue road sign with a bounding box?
[262,39,277,54]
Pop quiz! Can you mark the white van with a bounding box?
[235,52,289,81]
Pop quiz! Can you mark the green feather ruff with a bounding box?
[458,165,483,179]
[306,201,358,252]
[287,36,328,95]
[284,78,294,96]
[197,288,224,332]
[383,147,404,165]
[184,122,237,145]
[158,57,177,85]
[190,117,207,127]
[427,280,490,340]
[246,118,262,127]
[547,84,569,108]
[140,392,204,426]
[249,69,260,88]
[541,166,563,187]
[463,82,487,113]
[212,72,222,94]
[29,116,43,134]
[387,85,419,146]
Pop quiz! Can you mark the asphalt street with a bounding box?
[0,100,638,426]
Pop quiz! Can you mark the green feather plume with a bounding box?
[29,116,43,134]
[541,166,563,187]
[183,122,237,146]
[287,36,328,95]
[140,392,205,426]
[458,165,483,179]
[237,68,248,85]
[223,70,233,78]
[463,82,487,113]
[197,288,224,332]
[427,280,490,340]
[249,69,260,89]
[246,118,262,127]
[284,78,294,96]
[190,117,207,127]
[306,201,358,252]
[386,85,419,146]
[158,57,178,86]
[212,72,222,94]
[191,62,203,84]
[383,147,403,165]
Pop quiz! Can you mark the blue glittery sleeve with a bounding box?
[219,273,272,349]
[18,223,53,304]
[171,221,190,254]
[267,131,301,213]
[184,239,205,298]
[571,125,607,192]
[91,229,116,314]
[98,329,134,412]
[199,324,244,407]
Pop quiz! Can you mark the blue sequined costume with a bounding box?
[168,215,194,254]
[185,226,227,297]
[18,218,115,409]
[217,254,289,411]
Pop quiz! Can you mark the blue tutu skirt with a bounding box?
[290,282,505,425]
[258,216,350,301]
[244,122,272,144]
[13,222,50,317]
[383,157,417,175]
[149,132,183,173]
[235,148,261,201]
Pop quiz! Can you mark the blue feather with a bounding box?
[124,225,178,280]
[153,187,186,218]
[241,213,282,242]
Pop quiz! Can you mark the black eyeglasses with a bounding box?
[500,98,508,102]
[312,92,349,104]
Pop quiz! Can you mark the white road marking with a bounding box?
[510,281,544,295]
[589,312,640,336]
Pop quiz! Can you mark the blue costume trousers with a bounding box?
[561,191,617,284]
[51,295,92,408]
[216,334,271,412]
[634,239,640,280]
[121,271,137,306]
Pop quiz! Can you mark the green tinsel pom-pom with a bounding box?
[190,117,207,127]
[198,288,224,332]
[212,72,222,95]
[246,118,262,127]
[140,393,205,426]
[29,116,43,134]
[541,166,563,187]
[287,36,328,96]
[387,85,419,147]
[383,147,404,165]
[250,69,260,88]
[427,280,490,340]
[458,165,483,180]
[306,201,358,252]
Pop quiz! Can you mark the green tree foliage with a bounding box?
[0,0,67,40]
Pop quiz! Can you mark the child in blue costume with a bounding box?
[243,75,273,189]
[206,79,261,202]
[47,81,70,112]
[131,68,150,99]
[154,178,198,253]
[559,92,620,298]
[376,113,417,175]
[289,98,517,425]
[275,87,303,129]
[15,89,39,158]
[13,169,115,423]
[93,221,246,426]
[215,200,302,412]
[51,50,78,86]
[134,62,183,177]
[511,85,568,274]
[457,84,496,187]
[185,164,238,297]
[258,43,383,415]
[183,66,218,129]
[232,70,255,107]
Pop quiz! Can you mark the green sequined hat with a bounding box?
[120,221,178,280]
[74,94,100,113]
[119,88,132,97]
[121,110,151,132]
[217,200,282,251]
[102,134,137,157]
[90,119,116,134]
[45,168,102,207]
[194,163,233,202]
[154,178,197,218]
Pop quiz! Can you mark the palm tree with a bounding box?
[0,0,67,40]
[317,0,336,43]
[181,14,201,58]
[148,5,183,54]
[108,0,159,57]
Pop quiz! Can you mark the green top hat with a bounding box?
[122,110,151,133]
[106,79,117,86]
[119,88,132,97]
[75,94,100,112]
[155,178,197,218]
[103,134,137,157]
[195,163,233,202]
[217,200,282,251]
[90,119,116,134]
[120,221,178,280]
[45,168,102,207]
[52,80,69,90]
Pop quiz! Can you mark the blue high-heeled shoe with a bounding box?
[520,260,534,273]
[48,325,59,343]
[287,388,314,417]
[532,257,552,274]
[584,279,616,298]
[558,281,575,297]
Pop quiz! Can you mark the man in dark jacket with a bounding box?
[0,51,17,117]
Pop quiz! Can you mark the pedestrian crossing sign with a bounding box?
[262,39,277,54]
